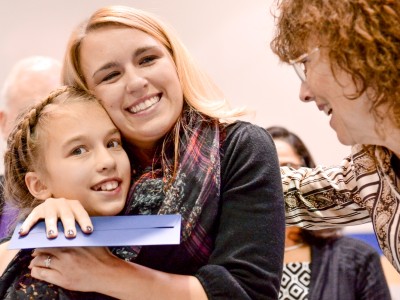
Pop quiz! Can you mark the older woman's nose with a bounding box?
[299,82,315,102]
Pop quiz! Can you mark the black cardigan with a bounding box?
[309,236,391,300]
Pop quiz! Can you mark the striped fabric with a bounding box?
[283,144,400,272]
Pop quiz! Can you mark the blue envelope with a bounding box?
[8,214,181,249]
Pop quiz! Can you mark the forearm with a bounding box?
[93,256,207,300]
[282,160,371,228]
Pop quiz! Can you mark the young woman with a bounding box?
[0,86,131,298]
[21,5,285,299]
[270,0,400,273]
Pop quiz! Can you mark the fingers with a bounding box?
[19,198,93,238]
[19,199,61,237]
[30,250,56,269]
[62,200,94,237]
[30,248,87,291]
[72,203,93,235]
[30,251,63,287]
[19,205,46,236]
[43,203,60,238]
[57,202,77,238]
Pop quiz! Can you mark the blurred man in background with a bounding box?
[0,56,61,239]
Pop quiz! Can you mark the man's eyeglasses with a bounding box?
[289,47,319,82]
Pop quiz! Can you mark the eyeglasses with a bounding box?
[289,47,319,82]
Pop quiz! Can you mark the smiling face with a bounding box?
[29,101,131,216]
[79,26,184,151]
[298,48,382,146]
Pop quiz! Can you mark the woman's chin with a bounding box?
[336,132,354,146]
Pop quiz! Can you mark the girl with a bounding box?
[0,86,131,298]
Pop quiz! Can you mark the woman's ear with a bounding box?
[25,171,52,200]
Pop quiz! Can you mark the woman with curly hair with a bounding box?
[270,0,400,273]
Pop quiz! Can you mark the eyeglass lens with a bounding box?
[293,63,306,82]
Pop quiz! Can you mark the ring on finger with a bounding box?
[44,255,52,268]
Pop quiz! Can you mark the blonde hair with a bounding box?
[63,5,244,120]
[271,0,400,127]
[62,5,246,182]
[4,86,100,219]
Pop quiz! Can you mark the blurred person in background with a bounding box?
[0,56,61,239]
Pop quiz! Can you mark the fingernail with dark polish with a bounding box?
[86,226,93,232]
[18,228,23,234]
[47,230,54,236]
[67,229,74,236]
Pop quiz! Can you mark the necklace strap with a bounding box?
[285,243,305,252]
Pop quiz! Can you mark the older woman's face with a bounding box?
[297,49,380,146]
[80,26,184,150]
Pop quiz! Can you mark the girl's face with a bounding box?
[31,101,131,216]
[80,26,184,150]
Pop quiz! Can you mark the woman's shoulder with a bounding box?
[223,120,266,134]
[219,120,279,169]
[222,121,273,146]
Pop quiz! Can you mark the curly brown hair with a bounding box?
[3,86,99,220]
[270,0,400,127]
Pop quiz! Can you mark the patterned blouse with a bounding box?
[279,262,311,300]
[283,144,400,272]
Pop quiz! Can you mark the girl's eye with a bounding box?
[107,139,121,148]
[71,147,87,156]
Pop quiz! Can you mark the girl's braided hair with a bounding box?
[3,85,99,220]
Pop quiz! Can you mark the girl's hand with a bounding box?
[29,247,114,292]
[19,198,93,238]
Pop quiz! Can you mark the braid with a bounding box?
[3,86,93,217]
